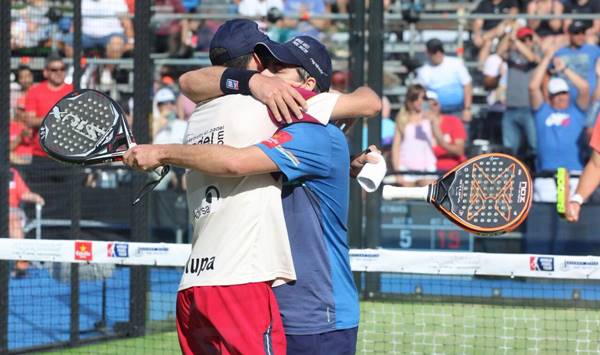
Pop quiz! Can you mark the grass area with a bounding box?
[39,300,600,354]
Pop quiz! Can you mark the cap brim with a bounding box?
[255,40,302,67]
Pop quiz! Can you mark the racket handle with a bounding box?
[382,185,429,201]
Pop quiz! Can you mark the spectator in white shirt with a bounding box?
[417,39,473,124]
[238,0,284,17]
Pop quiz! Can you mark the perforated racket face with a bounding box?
[40,90,132,165]
[430,153,532,234]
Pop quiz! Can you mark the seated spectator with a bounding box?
[391,84,438,187]
[69,0,133,83]
[530,48,590,201]
[527,0,565,46]
[11,65,34,111]
[10,97,34,165]
[496,26,541,157]
[24,53,73,161]
[237,0,284,17]
[471,0,518,65]
[9,167,44,277]
[417,39,473,124]
[153,87,188,190]
[563,0,600,45]
[265,6,295,43]
[10,0,53,53]
[425,91,467,172]
[284,0,328,36]
[154,0,193,57]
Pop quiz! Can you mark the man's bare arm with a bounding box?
[178,67,307,122]
[331,86,382,120]
[124,144,278,177]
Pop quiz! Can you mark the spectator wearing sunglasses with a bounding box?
[495,26,542,157]
[23,53,73,160]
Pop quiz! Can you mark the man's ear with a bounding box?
[253,52,265,71]
[305,77,317,91]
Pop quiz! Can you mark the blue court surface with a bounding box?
[8,265,181,351]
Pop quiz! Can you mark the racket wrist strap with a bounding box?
[220,68,257,96]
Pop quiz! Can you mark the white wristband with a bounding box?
[570,193,584,205]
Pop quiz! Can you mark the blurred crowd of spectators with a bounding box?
[6,0,600,246]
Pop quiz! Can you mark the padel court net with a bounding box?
[1,239,600,354]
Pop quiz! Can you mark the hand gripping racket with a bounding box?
[382,153,533,235]
[39,89,170,206]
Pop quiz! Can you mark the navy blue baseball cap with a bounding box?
[255,36,332,91]
[209,19,269,65]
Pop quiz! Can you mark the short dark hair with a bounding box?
[45,52,64,68]
[209,48,253,69]
[17,65,32,74]
[425,38,444,54]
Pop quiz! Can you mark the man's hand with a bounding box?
[552,57,567,73]
[350,145,382,178]
[123,145,164,172]
[566,201,581,223]
[462,108,472,122]
[249,74,308,123]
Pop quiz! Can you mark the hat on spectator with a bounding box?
[209,19,269,65]
[548,77,569,95]
[568,20,591,34]
[516,27,534,39]
[425,90,439,102]
[155,88,176,104]
[255,36,333,91]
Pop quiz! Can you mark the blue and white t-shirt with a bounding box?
[256,122,359,335]
[534,102,586,171]
[417,55,472,113]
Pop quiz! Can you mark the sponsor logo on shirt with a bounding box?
[262,131,293,148]
[193,185,221,219]
[75,241,93,261]
[529,256,554,271]
[107,242,129,258]
[545,112,570,127]
[185,126,225,145]
[184,256,216,275]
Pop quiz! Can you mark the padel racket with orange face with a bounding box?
[382,153,533,235]
[39,89,169,205]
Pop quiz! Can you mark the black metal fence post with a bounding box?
[130,0,152,337]
[348,0,366,250]
[69,0,83,346]
[365,0,384,297]
[0,0,11,351]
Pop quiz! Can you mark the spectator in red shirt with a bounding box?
[424,91,467,172]
[9,168,44,277]
[567,114,600,222]
[9,97,33,165]
[24,54,73,159]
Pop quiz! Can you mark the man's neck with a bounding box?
[45,81,66,91]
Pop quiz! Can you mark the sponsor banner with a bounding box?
[107,243,129,258]
[349,249,600,280]
[74,241,93,261]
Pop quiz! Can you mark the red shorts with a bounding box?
[176,282,286,355]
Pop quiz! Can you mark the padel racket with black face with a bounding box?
[39,89,169,205]
[383,153,533,235]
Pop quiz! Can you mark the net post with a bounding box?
[348,0,366,291]
[68,0,83,346]
[364,0,384,299]
[0,0,11,350]
[130,0,153,337]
